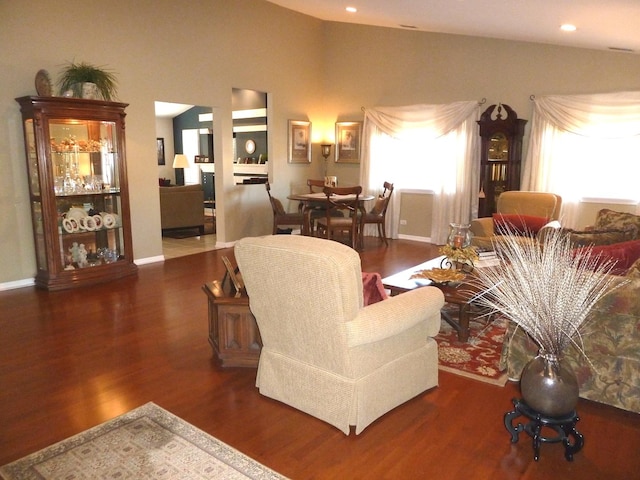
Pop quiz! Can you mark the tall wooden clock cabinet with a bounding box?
[477,104,527,217]
[16,96,137,290]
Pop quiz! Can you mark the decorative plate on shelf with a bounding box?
[410,268,466,285]
[35,69,53,96]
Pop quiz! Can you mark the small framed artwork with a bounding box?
[222,256,244,296]
[335,122,362,163]
[288,120,312,163]
[156,138,165,165]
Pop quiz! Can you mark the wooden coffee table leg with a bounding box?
[458,304,470,342]
[440,303,471,342]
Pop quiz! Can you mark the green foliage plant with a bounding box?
[57,61,118,101]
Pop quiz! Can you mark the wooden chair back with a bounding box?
[317,185,363,248]
[307,179,326,193]
[265,182,304,234]
[362,181,394,245]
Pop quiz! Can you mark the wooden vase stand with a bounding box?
[504,397,584,461]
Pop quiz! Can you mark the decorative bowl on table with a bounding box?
[410,268,466,286]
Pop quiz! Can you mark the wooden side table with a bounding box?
[202,280,261,367]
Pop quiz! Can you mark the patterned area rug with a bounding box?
[0,402,286,480]
[435,309,509,386]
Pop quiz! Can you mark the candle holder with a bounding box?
[441,223,476,272]
[447,223,473,249]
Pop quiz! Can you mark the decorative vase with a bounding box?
[520,350,579,417]
[447,223,472,249]
[81,82,99,100]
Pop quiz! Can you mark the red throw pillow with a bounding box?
[362,272,388,305]
[494,214,549,236]
[575,239,640,275]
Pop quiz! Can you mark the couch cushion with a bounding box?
[594,209,640,239]
[626,258,640,279]
[493,214,549,236]
[563,227,636,248]
[576,239,640,275]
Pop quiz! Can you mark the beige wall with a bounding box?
[2,0,640,285]
[398,192,434,238]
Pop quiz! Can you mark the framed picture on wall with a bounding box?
[156,138,165,165]
[335,121,362,163]
[288,120,312,163]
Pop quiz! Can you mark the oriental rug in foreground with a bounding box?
[435,311,509,386]
[0,402,286,480]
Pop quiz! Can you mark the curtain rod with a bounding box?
[363,99,486,111]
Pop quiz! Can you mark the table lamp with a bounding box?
[173,154,189,186]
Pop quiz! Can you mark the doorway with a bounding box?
[155,101,218,259]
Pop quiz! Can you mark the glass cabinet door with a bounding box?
[49,119,125,270]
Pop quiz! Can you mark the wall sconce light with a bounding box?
[321,144,332,160]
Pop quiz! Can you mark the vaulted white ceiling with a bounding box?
[266,0,640,54]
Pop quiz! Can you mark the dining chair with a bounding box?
[305,178,342,234]
[360,181,394,246]
[307,178,326,193]
[265,182,304,234]
[316,185,362,249]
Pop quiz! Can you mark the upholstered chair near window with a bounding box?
[470,191,562,250]
[235,234,445,435]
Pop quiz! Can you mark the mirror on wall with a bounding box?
[232,88,268,184]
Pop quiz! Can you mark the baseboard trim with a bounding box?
[135,255,165,265]
[0,277,35,291]
[397,234,432,243]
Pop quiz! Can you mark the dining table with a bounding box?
[287,191,375,238]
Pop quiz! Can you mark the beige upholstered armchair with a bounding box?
[471,191,562,250]
[235,235,445,435]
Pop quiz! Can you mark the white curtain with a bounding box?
[523,91,640,227]
[361,101,480,244]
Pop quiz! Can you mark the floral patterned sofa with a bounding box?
[501,208,640,413]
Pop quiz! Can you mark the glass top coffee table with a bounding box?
[382,255,490,342]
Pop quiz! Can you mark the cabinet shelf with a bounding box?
[16,96,137,290]
[55,188,121,198]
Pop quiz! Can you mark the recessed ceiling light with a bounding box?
[560,24,577,32]
[346,6,357,13]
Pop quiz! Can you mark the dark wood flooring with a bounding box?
[1,238,639,479]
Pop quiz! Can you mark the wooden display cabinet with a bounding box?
[16,96,137,290]
[477,104,527,217]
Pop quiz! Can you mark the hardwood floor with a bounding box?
[1,237,639,479]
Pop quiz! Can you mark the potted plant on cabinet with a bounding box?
[57,61,118,101]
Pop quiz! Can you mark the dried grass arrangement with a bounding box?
[471,227,624,359]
